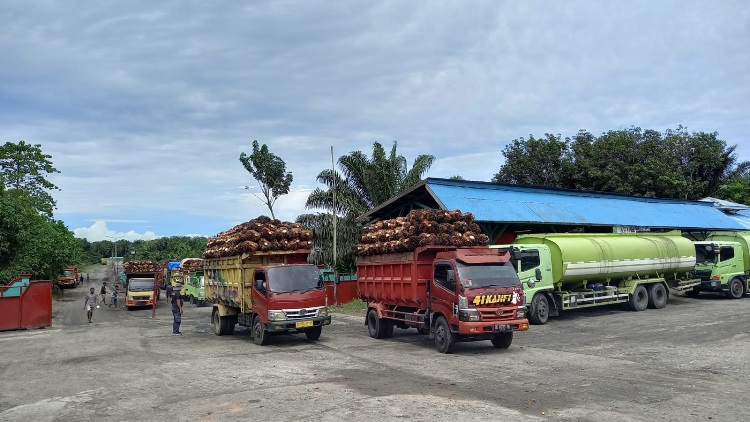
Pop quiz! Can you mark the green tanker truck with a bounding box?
[688,231,750,299]
[495,232,702,325]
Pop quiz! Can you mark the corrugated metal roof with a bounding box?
[700,197,750,212]
[362,178,744,230]
[727,210,750,229]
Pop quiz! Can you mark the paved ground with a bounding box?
[2,265,750,421]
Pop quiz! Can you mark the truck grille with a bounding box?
[479,308,516,321]
[285,308,318,320]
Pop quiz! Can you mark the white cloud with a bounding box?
[73,221,160,242]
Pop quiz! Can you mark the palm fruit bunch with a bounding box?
[123,260,160,274]
[203,216,313,259]
[180,258,204,272]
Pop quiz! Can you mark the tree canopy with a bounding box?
[0,140,60,216]
[300,142,435,272]
[239,140,293,219]
[493,126,748,201]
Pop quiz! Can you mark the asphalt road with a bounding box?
[2,265,750,421]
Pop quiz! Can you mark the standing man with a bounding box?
[100,282,108,305]
[83,287,99,323]
[172,283,183,336]
[166,282,173,304]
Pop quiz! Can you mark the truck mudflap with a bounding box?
[267,316,331,332]
[457,319,529,336]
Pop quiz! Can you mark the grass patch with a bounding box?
[330,298,367,315]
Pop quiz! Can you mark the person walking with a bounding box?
[100,282,107,305]
[108,286,119,310]
[172,283,183,336]
[86,273,90,283]
[83,287,100,323]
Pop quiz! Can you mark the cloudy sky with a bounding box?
[2,1,748,241]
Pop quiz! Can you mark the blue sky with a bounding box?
[1,1,748,241]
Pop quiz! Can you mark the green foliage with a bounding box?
[0,140,60,216]
[303,142,434,272]
[77,236,208,264]
[494,126,748,200]
[331,298,367,315]
[239,140,293,219]
[717,163,750,205]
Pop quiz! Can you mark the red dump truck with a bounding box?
[358,246,529,353]
[205,250,331,345]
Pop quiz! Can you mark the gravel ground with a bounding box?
[1,265,749,422]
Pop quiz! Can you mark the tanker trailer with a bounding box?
[495,232,701,325]
[688,231,750,299]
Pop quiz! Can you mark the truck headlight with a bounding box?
[317,307,329,317]
[516,306,527,319]
[458,309,481,322]
[127,296,134,301]
[268,310,287,321]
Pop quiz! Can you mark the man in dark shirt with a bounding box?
[172,283,183,336]
[166,283,173,304]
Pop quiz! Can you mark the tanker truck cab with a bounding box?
[690,241,747,299]
[237,264,331,344]
[509,245,558,325]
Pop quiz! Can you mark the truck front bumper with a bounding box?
[267,316,332,332]
[458,319,529,335]
[698,280,725,292]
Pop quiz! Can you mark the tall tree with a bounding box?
[239,140,293,219]
[300,142,434,271]
[0,140,60,216]
[492,133,572,187]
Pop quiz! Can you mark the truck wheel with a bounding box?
[434,316,456,354]
[366,309,392,339]
[491,332,513,349]
[225,316,236,335]
[685,288,701,298]
[628,285,648,311]
[305,326,322,341]
[529,293,549,325]
[726,278,745,299]
[252,317,270,345]
[212,311,225,336]
[647,283,668,309]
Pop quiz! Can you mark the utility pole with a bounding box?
[331,146,338,305]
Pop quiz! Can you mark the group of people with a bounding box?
[83,279,183,336]
[83,282,120,323]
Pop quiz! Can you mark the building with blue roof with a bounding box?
[359,178,744,243]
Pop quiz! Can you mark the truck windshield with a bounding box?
[128,279,154,292]
[63,270,74,277]
[695,246,718,264]
[268,266,320,293]
[456,263,519,289]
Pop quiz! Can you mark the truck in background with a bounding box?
[123,260,161,308]
[205,250,331,345]
[56,266,78,289]
[161,261,181,290]
[100,258,108,265]
[503,232,702,325]
[358,246,529,354]
[689,231,750,299]
[184,270,205,305]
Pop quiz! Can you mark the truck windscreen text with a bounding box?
[268,266,320,293]
[457,263,519,289]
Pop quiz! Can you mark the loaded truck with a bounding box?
[205,250,331,345]
[358,246,529,354]
[184,270,205,305]
[57,266,78,289]
[124,271,160,309]
[689,231,750,299]
[161,261,181,290]
[501,232,702,325]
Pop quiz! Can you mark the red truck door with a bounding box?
[431,261,458,322]
[251,269,268,323]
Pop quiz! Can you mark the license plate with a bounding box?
[493,324,512,332]
[295,320,314,329]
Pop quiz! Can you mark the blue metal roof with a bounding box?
[361,178,745,230]
[727,210,750,229]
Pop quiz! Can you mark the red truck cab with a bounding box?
[359,246,529,353]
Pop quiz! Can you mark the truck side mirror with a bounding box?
[535,268,542,281]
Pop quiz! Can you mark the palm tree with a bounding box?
[298,142,434,271]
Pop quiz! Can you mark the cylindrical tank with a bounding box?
[706,231,750,269]
[513,232,696,287]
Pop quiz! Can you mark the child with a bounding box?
[108,286,119,310]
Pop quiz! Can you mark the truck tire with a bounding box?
[434,316,456,354]
[252,317,270,345]
[305,326,322,341]
[212,311,226,336]
[189,295,195,305]
[726,278,745,299]
[225,316,236,335]
[491,332,513,349]
[647,283,668,309]
[529,293,549,325]
[366,309,393,339]
[685,288,701,298]
[628,285,648,311]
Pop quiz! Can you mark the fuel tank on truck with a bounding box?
[513,232,696,288]
[704,231,750,269]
